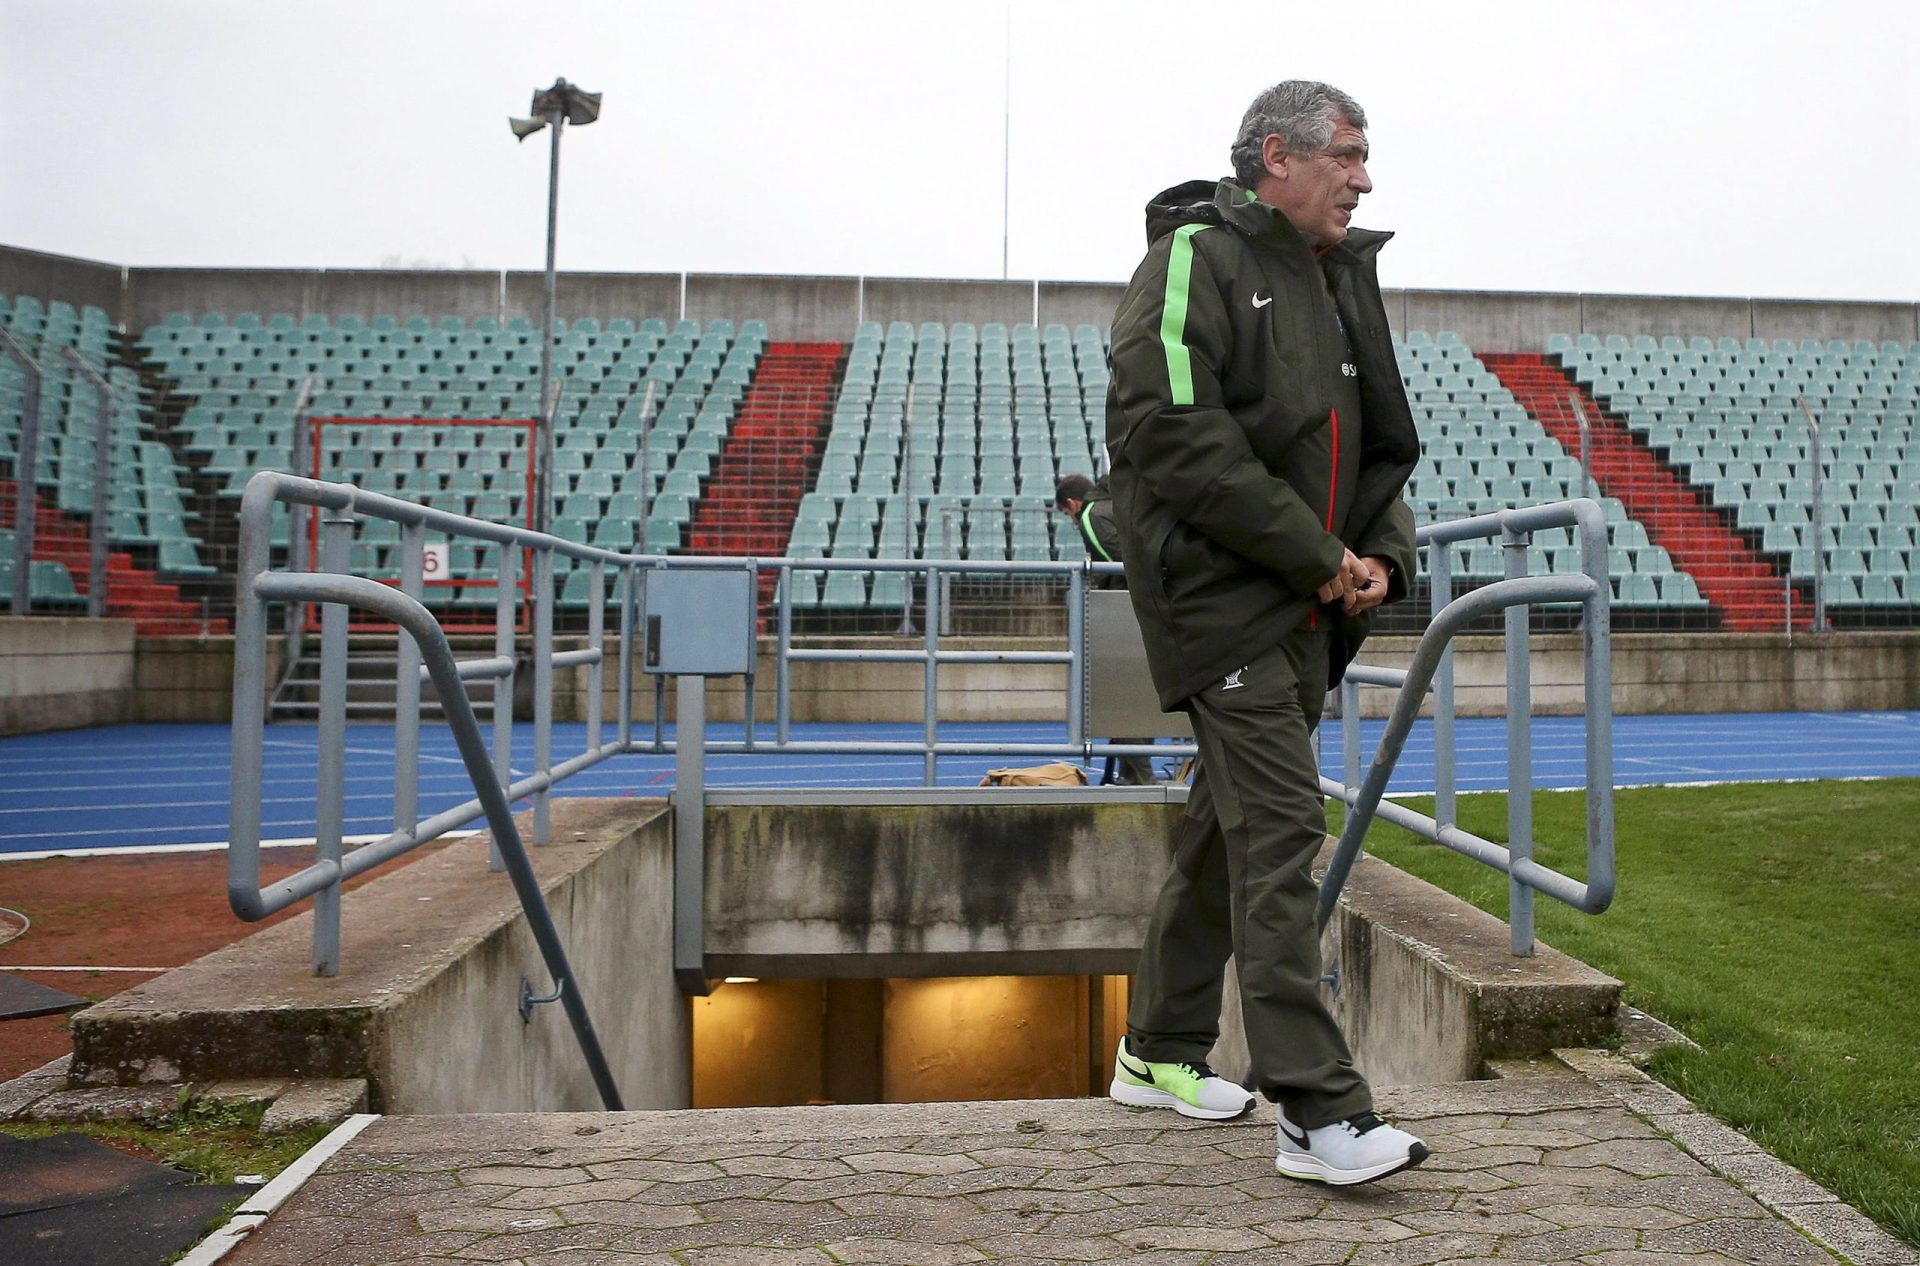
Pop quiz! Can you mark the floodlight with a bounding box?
[530,78,601,127]
[508,116,548,142]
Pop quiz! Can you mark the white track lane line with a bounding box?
[0,830,481,861]
[1,965,173,972]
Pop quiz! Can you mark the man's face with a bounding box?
[1263,117,1372,250]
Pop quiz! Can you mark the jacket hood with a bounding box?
[1144,178,1392,263]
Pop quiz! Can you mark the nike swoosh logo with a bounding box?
[1251,294,1273,309]
[1117,1053,1155,1085]
[1280,1121,1310,1150]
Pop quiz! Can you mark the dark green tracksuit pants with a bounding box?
[1127,624,1373,1130]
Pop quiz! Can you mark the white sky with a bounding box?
[3,0,1917,302]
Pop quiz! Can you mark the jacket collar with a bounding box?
[1212,178,1393,267]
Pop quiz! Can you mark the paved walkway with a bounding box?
[225,1053,1915,1266]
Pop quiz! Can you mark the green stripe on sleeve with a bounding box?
[1078,506,1114,562]
[1158,224,1208,406]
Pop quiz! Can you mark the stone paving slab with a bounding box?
[223,1059,1917,1265]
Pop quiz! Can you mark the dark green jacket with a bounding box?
[1105,178,1420,709]
[1072,477,1122,562]
[1070,476,1125,590]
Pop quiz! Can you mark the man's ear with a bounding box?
[1261,134,1291,179]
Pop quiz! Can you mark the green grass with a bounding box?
[1333,778,1920,1247]
[0,1095,329,1185]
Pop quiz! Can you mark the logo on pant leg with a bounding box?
[1222,666,1248,691]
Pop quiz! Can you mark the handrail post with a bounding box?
[673,674,709,995]
[775,564,793,745]
[923,562,939,786]
[490,542,517,871]
[1579,500,1617,914]
[1502,521,1535,957]
[585,560,604,753]
[0,331,41,616]
[395,520,423,831]
[1341,675,1362,807]
[1430,541,1457,832]
[533,546,554,845]
[741,561,758,751]
[616,564,634,749]
[1066,566,1085,750]
[313,505,354,976]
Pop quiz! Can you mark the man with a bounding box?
[1054,472,1120,570]
[1054,472,1155,786]
[1103,81,1425,1186]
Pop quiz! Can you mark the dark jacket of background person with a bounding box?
[1071,475,1126,590]
[1105,176,1420,709]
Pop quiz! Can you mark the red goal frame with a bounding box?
[305,415,541,633]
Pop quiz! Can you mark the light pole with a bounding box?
[510,77,601,534]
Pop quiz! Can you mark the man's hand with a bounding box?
[1316,549,1371,607]
[1343,555,1392,614]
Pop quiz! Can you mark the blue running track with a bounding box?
[1,711,1916,857]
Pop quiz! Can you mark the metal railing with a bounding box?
[229,471,630,1108]
[227,473,1617,1072]
[1322,499,1615,955]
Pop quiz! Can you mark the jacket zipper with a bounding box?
[1310,406,1340,631]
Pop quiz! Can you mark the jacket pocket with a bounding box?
[1327,609,1375,691]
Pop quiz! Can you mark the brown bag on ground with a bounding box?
[979,762,1088,788]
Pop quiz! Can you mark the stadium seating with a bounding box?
[9,280,1909,633]
[137,312,765,607]
[1,293,212,631]
[1543,333,1918,621]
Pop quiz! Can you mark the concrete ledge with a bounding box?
[0,616,134,735]
[705,799,1620,1086]
[1327,849,1621,1082]
[701,798,1181,979]
[66,799,687,1113]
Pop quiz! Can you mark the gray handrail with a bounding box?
[229,472,623,1109]
[1321,498,1615,954]
[252,570,624,1110]
[227,467,1613,1023]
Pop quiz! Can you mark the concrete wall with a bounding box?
[687,273,858,342]
[505,270,680,327]
[0,617,134,735]
[1348,631,1920,719]
[124,267,505,331]
[702,792,1616,1087]
[701,789,1182,979]
[46,625,1919,727]
[373,803,687,1113]
[0,245,125,321]
[69,800,691,1114]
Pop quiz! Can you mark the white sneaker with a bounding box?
[1274,1108,1429,1185]
[1108,1037,1256,1120]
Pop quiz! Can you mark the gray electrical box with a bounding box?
[641,568,756,676]
[1087,589,1191,738]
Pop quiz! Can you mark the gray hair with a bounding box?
[1230,81,1367,185]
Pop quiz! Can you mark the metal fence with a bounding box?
[225,472,1620,1105]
